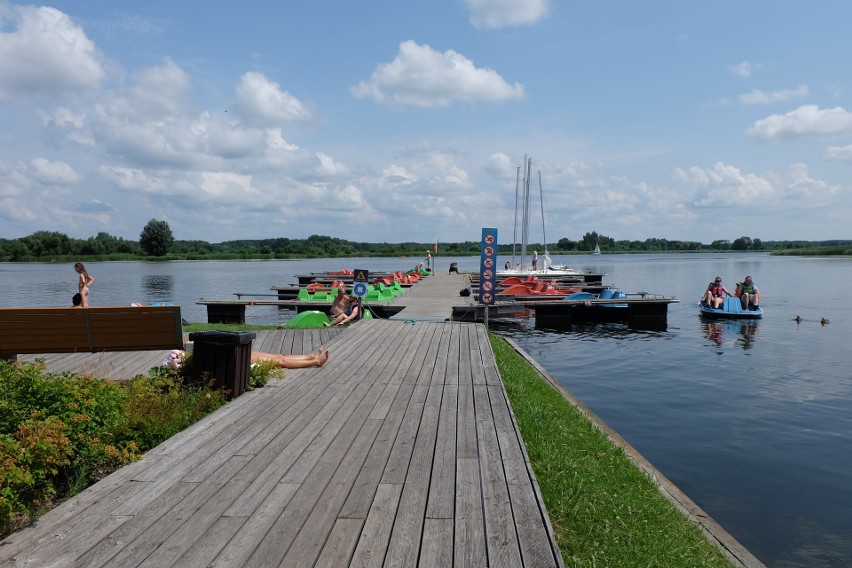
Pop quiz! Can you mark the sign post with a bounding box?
[353,269,369,319]
[479,228,498,326]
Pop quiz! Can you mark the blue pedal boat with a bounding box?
[698,297,763,319]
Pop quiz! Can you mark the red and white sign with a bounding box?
[479,228,498,306]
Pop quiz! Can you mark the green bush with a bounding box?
[116,369,228,451]
[0,359,229,536]
[247,359,285,390]
[0,416,72,530]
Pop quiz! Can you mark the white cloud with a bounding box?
[127,58,193,116]
[351,40,525,107]
[825,144,852,162]
[465,0,550,29]
[730,61,752,78]
[672,161,839,208]
[41,107,85,128]
[0,5,105,101]
[30,158,81,185]
[42,61,279,170]
[747,105,852,141]
[348,147,486,229]
[674,162,775,206]
[199,171,260,201]
[233,72,311,126]
[316,152,348,176]
[738,84,809,105]
[99,165,174,194]
[0,160,30,198]
[484,152,515,178]
[782,163,838,198]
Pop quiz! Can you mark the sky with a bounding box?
[2,1,852,245]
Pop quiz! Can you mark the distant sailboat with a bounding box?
[593,243,601,255]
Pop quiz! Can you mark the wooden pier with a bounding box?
[2,321,563,567]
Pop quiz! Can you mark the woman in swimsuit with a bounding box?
[701,276,733,309]
[75,262,95,307]
[325,301,361,327]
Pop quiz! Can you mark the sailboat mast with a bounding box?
[538,169,548,255]
[512,166,520,267]
[520,156,531,267]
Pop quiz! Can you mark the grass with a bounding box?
[489,333,736,568]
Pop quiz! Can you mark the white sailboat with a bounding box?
[497,155,584,278]
[593,243,601,255]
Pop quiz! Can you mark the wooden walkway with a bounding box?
[1,320,563,567]
[19,329,345,382]
[387,272,471,321]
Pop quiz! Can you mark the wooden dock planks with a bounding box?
[388,272,471,321]
[1,320,562,567]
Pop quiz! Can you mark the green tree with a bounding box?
[731,236,753,250]
[557,238,577,251]
[20,231,72,258]
[139,219,174,257]
[580,231,614,251]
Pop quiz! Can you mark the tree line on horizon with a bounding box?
[1,222,849,261]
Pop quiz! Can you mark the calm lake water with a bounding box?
[2,254,850,567]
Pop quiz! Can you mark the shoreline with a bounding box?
[493,334,765,567]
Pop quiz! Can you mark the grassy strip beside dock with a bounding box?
[489,333,736,567]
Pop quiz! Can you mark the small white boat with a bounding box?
[593,244,601,255]
[497,253,585,278]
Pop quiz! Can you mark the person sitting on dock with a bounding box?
[251,346,329,368]
[330,281,350,316]
[701,276,733,309]
[739,275,760,310]
[326,300,361,327]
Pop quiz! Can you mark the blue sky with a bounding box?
[2,1,852,244]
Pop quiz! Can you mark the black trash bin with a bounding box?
[188,331,256,398]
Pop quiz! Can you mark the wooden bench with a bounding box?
[0,305,185,361]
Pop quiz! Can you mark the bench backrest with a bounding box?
[0,305,185,356]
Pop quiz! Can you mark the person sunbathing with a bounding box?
[325,302,361,327]
[251,345,329,368]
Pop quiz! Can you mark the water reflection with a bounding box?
[522,320,667,339]
[142,274,174,302]
[701,319,760,351]
[536,319,668,334]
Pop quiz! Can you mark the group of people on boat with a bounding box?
[701,275,760,311]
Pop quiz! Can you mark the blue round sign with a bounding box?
[353,282,368,297]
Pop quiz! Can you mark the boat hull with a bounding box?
[698,298,763,319]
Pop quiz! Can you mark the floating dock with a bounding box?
[198,272,678,326]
